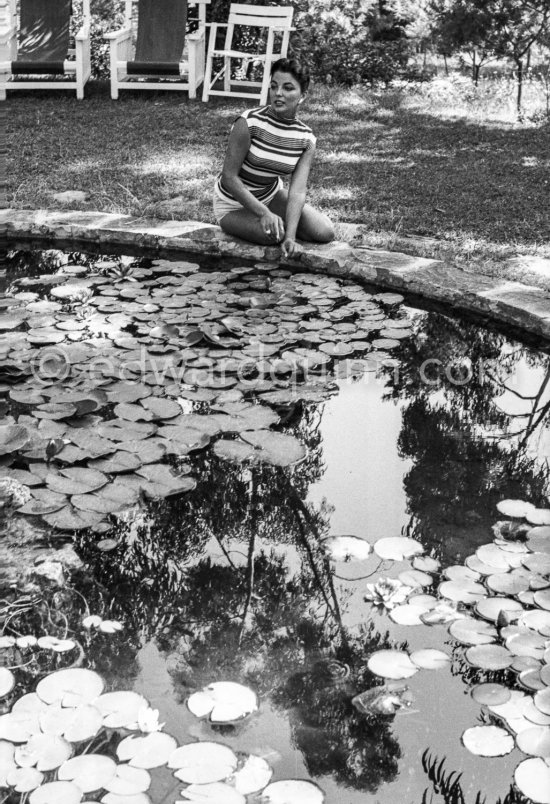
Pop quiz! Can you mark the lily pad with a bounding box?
[6,767,44,793]
[42,506,106,531]
[409,649,450,670]
[15,734,72,771]
[261,779,325,804]
[47,467,108,496]
[516,727,550,757]
[497,499,537,519]
[0,669,15,699]
[471,683,511,707]
[240,430,306,467]
[0,424,29,455]
[439,579,486,605]
[179,782,245,804]
[462,725,514,757]
[367,650,418,680]
[448,618,497,646]
[373,537,424,561]
[186,682,258,723]
[475,596,524,622]
[232,754,273,795]
[169,742,238,784]
[535,689,550,716]
[116,732,177,769]
[29,781,83,804]
[514,758,550,803]
[95,692,149,729]
[465,645,514,671]
[36,668,104,707]
[58,754,117,793]
[103,765,151,795]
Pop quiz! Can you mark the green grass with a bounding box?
[7,74,550,268]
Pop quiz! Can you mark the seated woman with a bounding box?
[213,56,334,258]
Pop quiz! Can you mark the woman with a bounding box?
[213,57,334,259]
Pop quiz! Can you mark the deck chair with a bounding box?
[202,3,294,105]
[0,0,91,100]
[105,0,210,100]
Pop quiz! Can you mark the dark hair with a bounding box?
[270,57,310,93]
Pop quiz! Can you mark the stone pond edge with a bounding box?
[3,208,550,342]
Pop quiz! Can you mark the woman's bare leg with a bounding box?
[269,189,334,243]
[219,209,281,245]
[219,189,334,245]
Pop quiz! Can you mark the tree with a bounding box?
[429,0,497,83]
[488,0,550,113]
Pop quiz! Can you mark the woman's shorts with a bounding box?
[213,179,282,225]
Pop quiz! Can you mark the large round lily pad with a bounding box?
[168,742,238,784]
[462,725,514,757]
[240,430,306,467]
[367,650,418,680]
[0,668,15,699]
[29,781,83,804]
[465,645,514,671]
[95,692,149,729]
[36,668,104,707]
[116,732,177,769]
[58,754,117,793]
[0,424,29,455]
[261,779,325,804]
[373,537,424,561]
[186,682,258,723]
[448,618,497,646]
[514,758,550,803]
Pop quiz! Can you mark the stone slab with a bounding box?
[4,208,550,344]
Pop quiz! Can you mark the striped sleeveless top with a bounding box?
[216,105,316,204]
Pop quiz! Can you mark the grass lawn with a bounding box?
[7,74,550,267]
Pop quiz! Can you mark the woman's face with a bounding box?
[269,70,304,118]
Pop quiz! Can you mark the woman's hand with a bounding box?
[281,237,300,259]
[259,211,285,242]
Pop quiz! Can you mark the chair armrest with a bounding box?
[187,29,205,42]
[104,27,133,42]
[0,25,15,44]
[75,21,90,42]
[273,26,296,32]
[204,22,227,28]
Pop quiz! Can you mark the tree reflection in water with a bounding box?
[77,399,404,794]
[379,310,550,563]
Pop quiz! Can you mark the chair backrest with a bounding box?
[223,4,293,55]
[134,0,188,62]
[17,0,72,61]
[227,3,293,30]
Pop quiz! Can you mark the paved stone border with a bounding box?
[3,208,550,341]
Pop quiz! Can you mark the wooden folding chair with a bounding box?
[105,0,210,99]
[0,0,91,100]
[202,3,294,105]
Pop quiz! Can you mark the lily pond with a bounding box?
[1,247,550,804]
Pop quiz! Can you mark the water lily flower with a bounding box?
[0,478,31,508]
[137,705,165,733]
[364,578,413,610]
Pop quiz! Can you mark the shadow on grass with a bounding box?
[7,82,550,250]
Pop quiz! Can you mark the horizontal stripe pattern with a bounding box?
[216,105,315,203]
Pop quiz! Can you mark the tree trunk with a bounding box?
[516,57,524,114]
[443,53,448,76]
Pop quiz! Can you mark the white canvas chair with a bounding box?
[105,0,210,100]
[202,3,294,105]
[0,0,91,100]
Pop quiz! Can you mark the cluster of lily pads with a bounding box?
[0,667,325,804]
[0,254,409,534]
[322,504,550,803]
